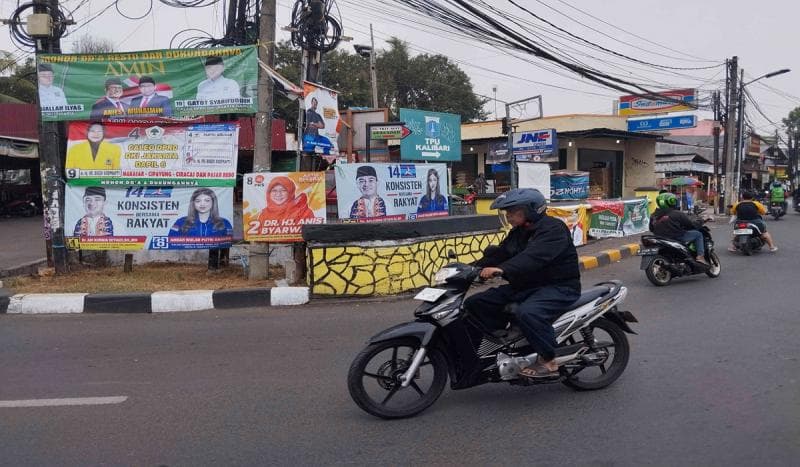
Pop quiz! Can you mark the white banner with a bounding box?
[65,185,233,250]
[518,162,551,199]
[334,163,449,222]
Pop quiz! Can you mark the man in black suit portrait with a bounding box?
[90,77,128,119]
[129,76,172,117]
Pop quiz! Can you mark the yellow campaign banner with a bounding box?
[547,204,589,246]
[243,172,326,243]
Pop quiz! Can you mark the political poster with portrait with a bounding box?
[65,185,234,250]
[64,121,239,187]
[242,172,326,243]
[334,163,449,222]
[37,45,257,121]
[302,81,341,155]
[547,204,590,246]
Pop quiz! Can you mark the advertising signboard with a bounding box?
[550,171,589,200]
[302,81,341,155]
[334,162,449,222]
[627,115,697,132]
[618,89,696,116]
[512,129,557,161]
[37,46,257,121]
[399,108,462,161]
[242,172,326,243]
[65,185,233,250]
[64,121,239,186]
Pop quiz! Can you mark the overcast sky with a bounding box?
[1,0,798,134]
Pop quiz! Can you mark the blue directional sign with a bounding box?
[627,115,697,132]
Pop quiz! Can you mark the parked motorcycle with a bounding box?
[638,221,721,286]
[0,197,39,217]
[731,221,764,256]
[769,201,786,220]
[347,262,637,419]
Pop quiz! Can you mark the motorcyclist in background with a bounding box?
[769,180,787,214]
[729,191,778,252]
[465,188,581,379]
[649,192,708,265]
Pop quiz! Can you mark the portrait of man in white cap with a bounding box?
[349,165,387,219]
[37,63,67,108]
[196,56,241,101]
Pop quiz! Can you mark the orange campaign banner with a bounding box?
[242,172,326,243]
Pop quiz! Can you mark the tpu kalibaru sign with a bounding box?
[399,108,461,162]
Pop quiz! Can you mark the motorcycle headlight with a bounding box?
[433,267,459,285]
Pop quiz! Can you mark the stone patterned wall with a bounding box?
[307,230,506,296]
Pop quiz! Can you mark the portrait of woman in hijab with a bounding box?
[257,176,315,226]
[65,122,122,171]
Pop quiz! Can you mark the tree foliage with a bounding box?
[272,38,488,131]
[0,57,37,103]
[72,34,115,54]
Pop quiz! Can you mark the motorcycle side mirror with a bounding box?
[447,249,457,259]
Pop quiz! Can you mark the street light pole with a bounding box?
[369,23,378,109]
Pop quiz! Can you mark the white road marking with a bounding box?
[0,396,128,408]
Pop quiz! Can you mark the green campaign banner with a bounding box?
[399,108,462,161]
[588,199,625,238]
[622,198,650,235]
[37,46,257,122]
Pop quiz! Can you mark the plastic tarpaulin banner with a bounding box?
[518,162,551,198]
[242,172,326,243]
[399,108,462,161]
[547,204,589,246]
[65,185,233,250]
[302,81,341,155]
[334,163,449,222]
[37,46,257,121]
[621,198,650,235]
[65,121,239,187]
[588,199,625,238]
[550,171,589,200]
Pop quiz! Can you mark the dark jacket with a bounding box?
[475,215,581,292]
[648,207,701,239]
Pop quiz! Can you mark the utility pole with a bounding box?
[735,69,745,195]
[722,56,739,212]
[253,0,276,172]
[369,24,378,109]
[248,0,276,280]
[35,0,68,273]
[712,90,721,213]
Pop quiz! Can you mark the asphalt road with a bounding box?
[0,216,46,270]
[2,213,799,466]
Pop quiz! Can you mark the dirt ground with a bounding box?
[6,263,283,294]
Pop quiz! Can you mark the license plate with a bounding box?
[637,248,659,256]
[414,288,448,302]
[733,229,753,235]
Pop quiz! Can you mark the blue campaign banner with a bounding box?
[627,115,697,132]
[550,171,589,200]
[512,129,557,161]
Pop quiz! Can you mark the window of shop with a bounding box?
[578,149,623,198]
[452,153,478,189]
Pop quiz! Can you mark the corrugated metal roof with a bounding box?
[0,104,39,141]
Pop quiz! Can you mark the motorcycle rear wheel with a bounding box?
[347,337,448,419]
[645,255,672,286]
[738,237,752,256]
[562,318,630,391]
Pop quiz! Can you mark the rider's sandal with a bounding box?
[519,364,559,379]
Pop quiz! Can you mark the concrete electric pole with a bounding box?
[722,56,739,212]
[253,0,276,173]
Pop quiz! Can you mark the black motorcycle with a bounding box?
[347,262,637,419]
[731,221,764,255]
[769,201,786,220]
[638,223,721,286]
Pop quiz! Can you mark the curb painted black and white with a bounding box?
[0,287,309,314]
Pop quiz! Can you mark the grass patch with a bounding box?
[6,263,283,294]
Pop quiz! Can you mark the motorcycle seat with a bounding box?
[570,285,611,308]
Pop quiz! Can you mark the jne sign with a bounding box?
[512,129,557,161]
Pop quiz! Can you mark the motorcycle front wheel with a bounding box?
[645,255,672,286]
[705,251,722,277]
[562,317,630,391]
[347,337,448,419]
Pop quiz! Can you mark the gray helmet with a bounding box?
[490,188,547,221]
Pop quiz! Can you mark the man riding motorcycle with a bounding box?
[649,192,708,264]
[769,180,787,215]
[465,188,581,379]
[729,191,778,252]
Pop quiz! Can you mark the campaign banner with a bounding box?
[547,204,589,246]
[302,81,341,155]
[618,89,696,117]
[512,129,557,161]
[622,198,650,235]
[588,199,625,238]
[37,45,257,121]
[487,140,510,164]
[242,172,326,243]
[550,171,589,200]
[399,108,461,161]
[334,163,449,222]
[65,185,233,250]
[65,121,239,186]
